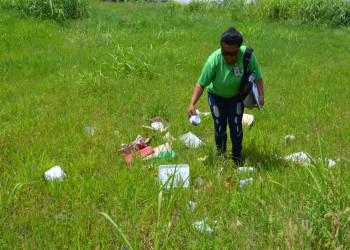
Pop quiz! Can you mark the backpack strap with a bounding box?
[243,46,254,74]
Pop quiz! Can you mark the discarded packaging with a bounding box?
[284,134,295,140]
[143,143,172,160]
[45,166,66,181]
[242,113,254,126]
[319,158,337,168]
[156,150,177,160]
[283,152,337,168]
[192,218,213,233]
[195,177,204,186]
[163,132,176,142]
[159,164,190,190]
[284,152,312,166]
[200,112,211,116]
[237,167,257,172]
[190,115,201,126]
[142,122,168,133]
[124,146,154,164]
[189,201,197,211]
[150,116,168,127]
[84,126,94,136]
[198,156,208,162]
[179,132,204,148]
[240,177,253,187]
[121,136,154,164]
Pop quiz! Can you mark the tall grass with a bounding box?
[0,0,91,21]
[242,0,350,27]
[0,0,349,248]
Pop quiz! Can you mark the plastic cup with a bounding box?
[190,116,201,126]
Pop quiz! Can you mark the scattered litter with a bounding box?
[156,150,177,160]
[337,158,341,162]
[200,112,211,116]
[190,115,201,126]
[163,132,176,142]
[236,220,242,226]
[179,132,204,148]
[284,134,295,140]
[195,177,204,186]
[188,201,197,211]
[143,143,172,160]
[318,158,337,168]
[121,136,154,164]
[159,164,190,190]
[237,167,257,172]
[45,166,66,181]
[198,156,208,162]
[142,122,168,132]
[84,126,94,136]
[242,113,254,126]
[327,159,336,168]
[150,116,168,127]
[190,109,201,126]
[240,177,253,187]
[192,218,213,233]
[283,152,337,168]
[142,116,169,132]
[114,131,120,137]
[284,152,312,166]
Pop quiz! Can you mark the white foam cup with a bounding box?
[190,116,201,126]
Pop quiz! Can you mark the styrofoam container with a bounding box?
[44,166,66,181]
[159,164,190,190]
[242,113,254,126]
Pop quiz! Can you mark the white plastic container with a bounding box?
[158,164,190,190]
[44,166,66,181]
[237,167,257,172]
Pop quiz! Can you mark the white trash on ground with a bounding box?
[284,134,295,140]
[188,201,197,211]
[195,177,204,185]
[163,132,176,142]
[240,177,253,187]
[84,126,94,136]
[283,152,337,168]
[192,218,213,233]
[318,158,337,168]
[179,132,204,148]
[284,152,313,165]
[45,166,66,181]
[114,131,120,137]
[142,122,168,132]
[242,113,254,126]
[158,164,190,190]
[237,167,257,172]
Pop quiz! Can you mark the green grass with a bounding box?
[0,1,350,248]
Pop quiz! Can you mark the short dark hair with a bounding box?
[220,27,243,47]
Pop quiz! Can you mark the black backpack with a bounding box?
[239,46,254,101]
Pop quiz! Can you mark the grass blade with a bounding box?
[99,212,133,250]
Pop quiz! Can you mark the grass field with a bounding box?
[0,1,350,248]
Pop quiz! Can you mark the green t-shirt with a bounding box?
[198,46,263,98]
